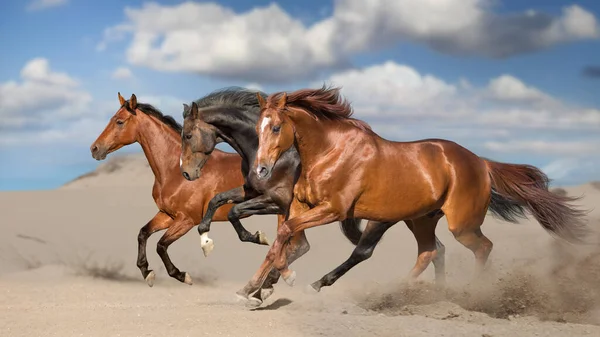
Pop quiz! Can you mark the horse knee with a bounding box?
[156,241,168,256]
[138,228,148,243]
[277,223,292,241]
[265,250,277,263]
[351,246,374,262]
[227,209,240,223]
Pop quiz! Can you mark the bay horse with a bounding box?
[237,85,589,303]
[180,88,448,306]
[90,92,260,287]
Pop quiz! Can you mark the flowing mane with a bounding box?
[183,86,268,119]
[269,85,372,133]
[123,101,182,133]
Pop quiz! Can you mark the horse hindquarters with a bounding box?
[440,153,494,272]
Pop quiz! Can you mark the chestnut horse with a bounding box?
[180,87,447,306]
[90,93,261,287]
[237,85,589,303]
[180,88,371,304]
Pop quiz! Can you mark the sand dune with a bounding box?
[1,153,600,336]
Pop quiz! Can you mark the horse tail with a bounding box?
[339,218,363,245]
[484,159,589,244]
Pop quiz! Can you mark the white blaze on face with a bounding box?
[179,156,183,169]
[260,117,271,133]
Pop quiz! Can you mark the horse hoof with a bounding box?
[235,291,262,307]
[200,233,214,257]
[260,287,275,300]
[246,297,263,308]
[282,270,296,287]
[145,271,155,287]
[183,272,193,285]
[305,282,321,294]
[257,231,270,246]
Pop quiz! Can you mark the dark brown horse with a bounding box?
[90,93,255,287]
[237,85,589,303]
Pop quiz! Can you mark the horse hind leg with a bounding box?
[405,213,445,286]
[444,206,492,274]
[137,212,172,287]
[309,220,395,292]
[155,216,196,285]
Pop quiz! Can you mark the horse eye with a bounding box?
[272,125,281,133]
[116,120,124,125]
[185,134,193,140]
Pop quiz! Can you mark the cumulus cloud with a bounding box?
[313,61,600,132]
[0,58,92,129]
[27,0,68,11]
[318,61,457,113]
[485,75,554,104]
[111,67,133,80]
[97,0,599,82]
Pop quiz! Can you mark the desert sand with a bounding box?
[2,153,600,337]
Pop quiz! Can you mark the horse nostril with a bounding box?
[257,166,269,178]
[91,145,98,153]
[182,171,191,181]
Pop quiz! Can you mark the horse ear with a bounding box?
[276,92,287,109]
[190,101,199,118]
[118,92,126,106]
[256,93,266,109]
[129,93,138,111]
[183,103,190,111]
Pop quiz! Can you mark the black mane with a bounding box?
[183,86,267,119]
[124,101,182,133]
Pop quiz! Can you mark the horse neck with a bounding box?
[136,116,181,186]
[205,107,259,165]
[286,108,334,169]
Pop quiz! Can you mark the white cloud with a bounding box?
[111,67,133,80]
[486,75,553,104]
[245,83,264,92]
[318,61,456,112]
[312,61,600,133]
[27,0,67,11]
[97,1,599,82]
[0,58,92,128]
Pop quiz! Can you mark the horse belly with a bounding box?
[354,178,442,222]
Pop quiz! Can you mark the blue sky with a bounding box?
[0,0,599,190]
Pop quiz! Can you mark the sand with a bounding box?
[2,153,600,336]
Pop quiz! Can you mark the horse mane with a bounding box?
[124,101,182,133]
[270,84,372,132]
[183,86,268,119]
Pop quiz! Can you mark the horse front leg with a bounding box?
[236,203,339,305]
[197,186,245,256]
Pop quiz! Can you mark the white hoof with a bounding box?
[200,233,214,257]
[257,231,270,246]
[183,272,193,285]
[260,287,275,300]
[246,297,263,308]
[283,270,296,287]
[145,271,155,287]
[235,292,263,307]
